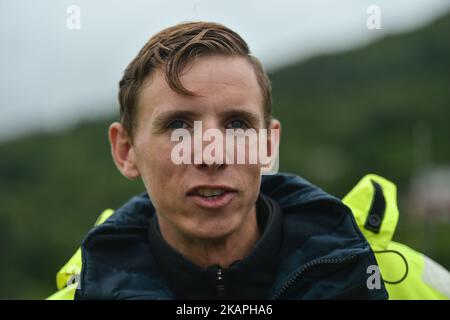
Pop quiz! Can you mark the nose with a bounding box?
[195,160,225,172]
[192,119,227,172]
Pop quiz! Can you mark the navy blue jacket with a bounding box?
[75,173,388,300]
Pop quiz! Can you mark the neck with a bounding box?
[158,206,260,268]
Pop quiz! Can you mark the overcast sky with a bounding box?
[1,0,449,141]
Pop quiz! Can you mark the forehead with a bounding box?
[137,55,264,121]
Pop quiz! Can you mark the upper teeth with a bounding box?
[196,188,226,197]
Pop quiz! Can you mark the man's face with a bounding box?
[129,55,273,241]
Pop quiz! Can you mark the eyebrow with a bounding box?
[152,110,199,129]
[221,109,261,126]
[152,108,262,128]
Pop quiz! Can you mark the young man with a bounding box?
[62,22,388,299]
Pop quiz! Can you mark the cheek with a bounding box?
[136,138,180,188]
[232,163,261,195]
[245,165,262,185]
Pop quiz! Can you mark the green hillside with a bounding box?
[1,14,449,299]
[271,13,450,195]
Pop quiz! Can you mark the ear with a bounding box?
[108,122,140,180]
[261,119,281,175]
[267,118,281,157]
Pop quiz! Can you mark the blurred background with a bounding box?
[0,0,449,299]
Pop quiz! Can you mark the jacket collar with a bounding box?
[76,173,378,299]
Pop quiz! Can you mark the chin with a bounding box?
[187,218,241,241]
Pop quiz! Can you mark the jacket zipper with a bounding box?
[216,267,226,298]
[271,255,356,300]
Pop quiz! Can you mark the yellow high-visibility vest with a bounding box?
[46,209,114,300]
[343,174,450,300]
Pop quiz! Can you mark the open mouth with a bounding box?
[187,186,237,209]
[190,187,227,199]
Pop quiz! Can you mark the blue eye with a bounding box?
[168,120,189,129]
[226,120,248,129]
